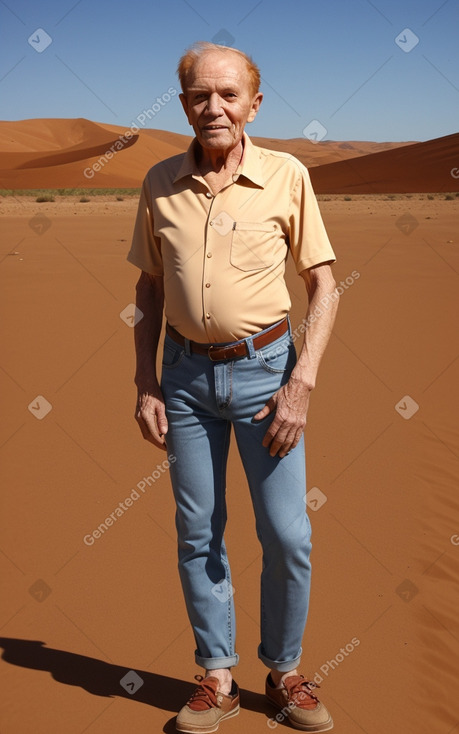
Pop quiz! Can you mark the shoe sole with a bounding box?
[176,704,240,734]
[266,696,334,732]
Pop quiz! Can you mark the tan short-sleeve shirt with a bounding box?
[127,133,336,343]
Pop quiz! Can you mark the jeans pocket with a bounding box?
[162,339,185,369]
[256,338,295,374]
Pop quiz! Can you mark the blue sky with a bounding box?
[1,0,458,142]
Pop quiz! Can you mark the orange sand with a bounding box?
[1,188,458,732]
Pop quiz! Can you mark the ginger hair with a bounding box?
[177,41,261,97]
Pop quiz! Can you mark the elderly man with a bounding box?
[128,41,338,733]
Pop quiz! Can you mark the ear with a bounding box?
[179,93,192,125]
[247,92,263,123]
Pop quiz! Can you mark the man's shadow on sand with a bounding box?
[0,637,270,732]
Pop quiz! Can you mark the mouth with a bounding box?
[202,125,228,131]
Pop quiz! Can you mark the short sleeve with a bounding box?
[127,176,163,275]
[288,164,336,273]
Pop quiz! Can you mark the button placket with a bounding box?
[202,188,232,334]
[203,196,217,330]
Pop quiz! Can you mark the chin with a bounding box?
[200,131,238,146]
[200,135,231,147]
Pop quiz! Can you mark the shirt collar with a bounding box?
[173,132,265,188]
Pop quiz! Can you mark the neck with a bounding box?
[197,139,244,175]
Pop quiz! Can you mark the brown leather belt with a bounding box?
[166,317,289,362]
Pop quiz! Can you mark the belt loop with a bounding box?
[246,336,256,359]
[184,337,191,356]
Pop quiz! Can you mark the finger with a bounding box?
[278,428,303,458]
[135,405,164,437]
[253,397,276,422]
[154,404,169,436]
[136,413,168,450]
[266,426,290,456]
[278,441,293,458]
[261,412,284,447]
[262,426,275,448]
[268,422,301,457]
[254,405,270,421]
[136,395,169,437]
[144,417,167,447]
[269,437,286,457]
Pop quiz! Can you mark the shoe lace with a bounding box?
[187,675,219,711]
[284,675,320,709]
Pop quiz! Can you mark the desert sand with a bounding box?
[1,119,458,734]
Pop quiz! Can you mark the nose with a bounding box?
[206,92,223,116]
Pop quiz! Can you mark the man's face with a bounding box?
[180,51,262,153]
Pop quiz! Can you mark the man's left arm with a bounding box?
[254,262,339,457]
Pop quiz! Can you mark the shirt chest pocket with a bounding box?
[230,221,278,272]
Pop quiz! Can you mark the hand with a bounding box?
[135,383,168,450]
[253,376,312,458]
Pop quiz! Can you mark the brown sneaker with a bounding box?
[266,673,333,732]
[176,675,240,733]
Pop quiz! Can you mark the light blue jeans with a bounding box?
[160,319,312,672]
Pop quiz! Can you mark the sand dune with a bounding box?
[2,117,456,192]
[251,136,414,167]
[0,118,189,189]
[309,132,459,194]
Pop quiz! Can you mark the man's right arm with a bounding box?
[134,271,168,450]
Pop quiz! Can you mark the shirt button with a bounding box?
[205,283,211,288]
[206,192,212,198]
[206,313,211,319]
[206,252,212,258]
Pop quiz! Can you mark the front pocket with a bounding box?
[256,339,296,374]
[162,341,185,369]
[230,221,278,272]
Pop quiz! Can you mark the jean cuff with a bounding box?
[195,652,239,669]
[258,644,302,672]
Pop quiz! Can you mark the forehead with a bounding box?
[186,52,250,90]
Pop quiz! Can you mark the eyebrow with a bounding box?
[187,84,241,94]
